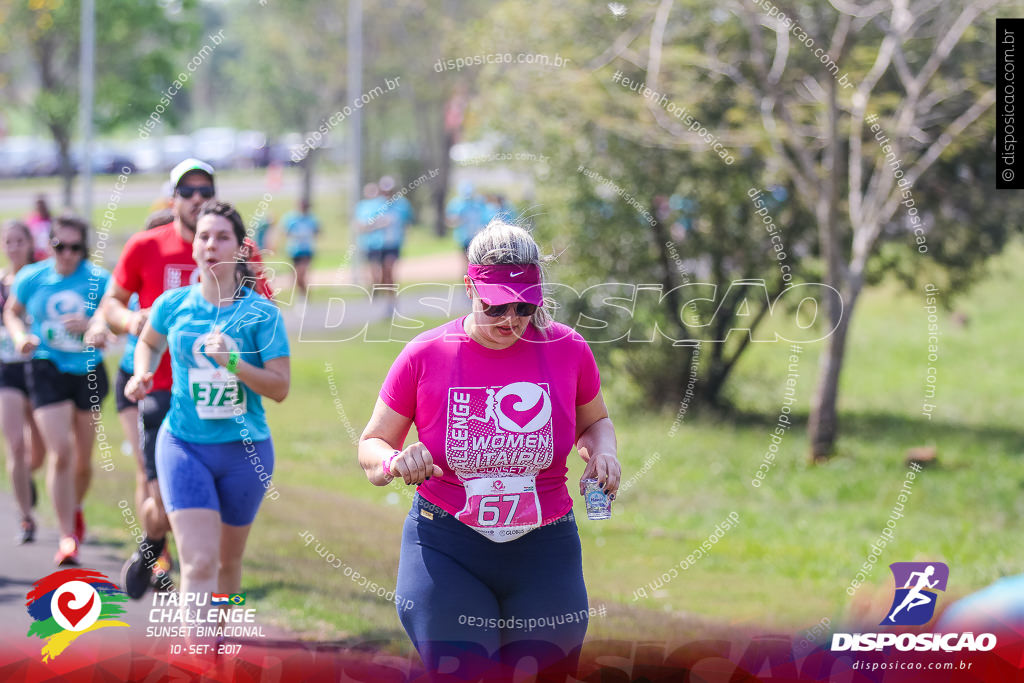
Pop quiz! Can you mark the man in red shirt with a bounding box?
[102,159,274,598]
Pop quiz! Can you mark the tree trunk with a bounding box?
[60,155,74,210]
[436,87,465,237]
[699,359,729,408]
[434,129,453,237]
[700,287,778,407]
[52,128,74,209]
[807,277,861,461]
[300,150,315,208]
[807,74,846,461]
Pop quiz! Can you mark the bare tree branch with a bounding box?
[735,3,769,78]
[586,14,655,71]
[760,100,819,203]
[827,0,890,17]
[854,89,995,271]
[911,0,999,96]
[847,27,898,226]
[766,16,791,85]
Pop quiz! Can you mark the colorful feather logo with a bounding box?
[25,568,129,661]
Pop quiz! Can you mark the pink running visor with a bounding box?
[467,264,543,306]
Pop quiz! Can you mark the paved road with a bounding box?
[0,518,183,638]
[0,517,412,677]
[275,251,470,337]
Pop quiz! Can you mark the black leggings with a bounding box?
[396,493,589,680]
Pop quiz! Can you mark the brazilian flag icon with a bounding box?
[229,593,246,605]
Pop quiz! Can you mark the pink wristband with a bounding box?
[382,450,400,477]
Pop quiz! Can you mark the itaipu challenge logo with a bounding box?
[881,561,949,626]
[25,569,129,661]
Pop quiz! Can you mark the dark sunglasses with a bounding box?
[177,185,215,199]
[52,241,84,254]
[482,301,538,318]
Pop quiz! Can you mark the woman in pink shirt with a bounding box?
[359,221,620,680]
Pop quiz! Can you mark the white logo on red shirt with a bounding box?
[164,264,199,290]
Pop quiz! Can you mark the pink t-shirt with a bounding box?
[380,316,601,528]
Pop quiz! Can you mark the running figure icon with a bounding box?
[466,388,501,431]
[887,565,939,622]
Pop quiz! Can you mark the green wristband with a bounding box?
[226,350,240,374]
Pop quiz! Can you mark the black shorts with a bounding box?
[291,252,313,266]
[139,390,171,482]
[114,367,138,413]
[0,361,30,396]
[364,247,401,264]
[25,358,109,411]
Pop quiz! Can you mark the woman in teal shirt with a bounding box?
[3,216,111,565]
[125,201,289,611]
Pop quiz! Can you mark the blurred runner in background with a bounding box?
[354,182,389,289]
[446,182,489,268]
[25,195,53,262]
[281,198,320,300]
[376,175,413,305]
[3,216,111,565]
[0,220,46,544]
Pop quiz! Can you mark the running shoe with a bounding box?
[17,517,36,545]
[151,548,175,591]
[152,568,175,592]
[120,549,152,600]
[74,507,86,542]
[55,536,79,566]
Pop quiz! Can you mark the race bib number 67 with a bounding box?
[457,476,541,542]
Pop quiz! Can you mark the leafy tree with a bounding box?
[362,0,485,233]
[222,0,488,228]
[461,0,1020,446]
[0,0,199,207]
[714,0,1016,459]
[221,0,347,205]
[459,0,822,407]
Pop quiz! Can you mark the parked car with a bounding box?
[0,137,63,177]
[161,135,196,170]
[191,127,238,169]
[71,144,138,175]
[0,137,41,178]
[129,139,164,173]
[233,130,270,168]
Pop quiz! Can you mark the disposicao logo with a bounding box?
[832,562,997,653]
[882,562,949,626]
[25,569,129,661]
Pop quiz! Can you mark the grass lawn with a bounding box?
[2,236,1021,647]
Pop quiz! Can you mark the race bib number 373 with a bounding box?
[188,368,246,419]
